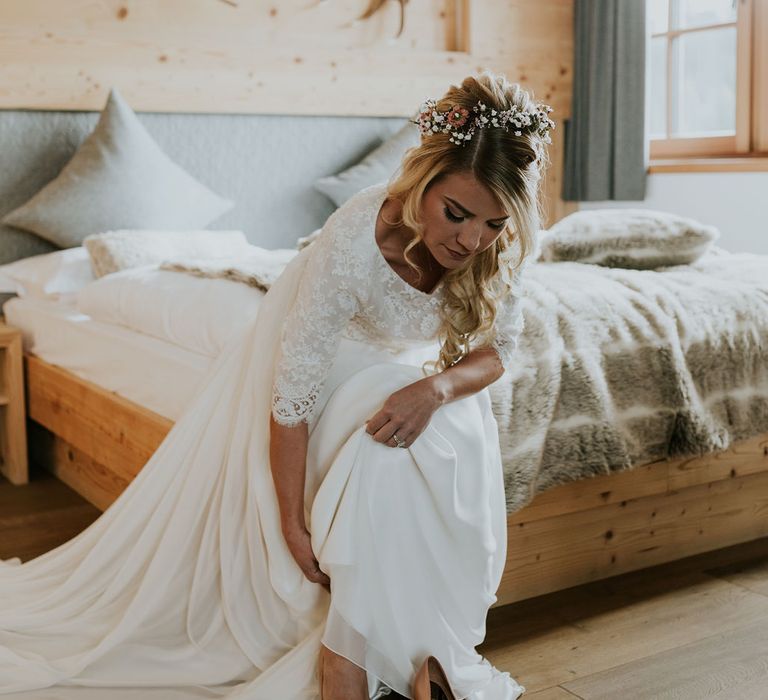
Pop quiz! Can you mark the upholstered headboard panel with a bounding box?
[0,109,408,264]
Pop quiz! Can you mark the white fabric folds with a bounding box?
[0,243,525,700]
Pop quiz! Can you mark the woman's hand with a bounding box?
[282,521,331,593]
[365,376,445,449]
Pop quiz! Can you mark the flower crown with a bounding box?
[410,98,555,146]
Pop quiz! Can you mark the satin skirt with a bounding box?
[0,244,526,700]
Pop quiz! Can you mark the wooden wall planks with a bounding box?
[0,0,575,221]
[0,1,571,113]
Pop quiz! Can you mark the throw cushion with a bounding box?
[314,121,420,208]
[538,208,720,269]
[2,87,233,248]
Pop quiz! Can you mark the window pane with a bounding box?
[650,37,667,138]
[672,27,736,136]
[678,0,737,29]
[648,0,669,34]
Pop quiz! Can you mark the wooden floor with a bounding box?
[3,466,768,699]
[481,535,768,699]
[0,465,101,562]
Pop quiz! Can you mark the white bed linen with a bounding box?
[0,246,94,298]
[75,265,266,358]
[2,296,211,421]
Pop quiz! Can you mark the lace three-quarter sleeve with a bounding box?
[488,288,524,371]
[270,220,360,427]
[477,268,526,372]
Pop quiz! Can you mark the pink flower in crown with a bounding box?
[446,104,470,128]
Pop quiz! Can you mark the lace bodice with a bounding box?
[270,182,525,427]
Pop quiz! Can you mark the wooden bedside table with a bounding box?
[0,318,28,485]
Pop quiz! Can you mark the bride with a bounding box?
[0,71,553,700]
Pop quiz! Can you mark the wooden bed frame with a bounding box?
[23,351,768,607]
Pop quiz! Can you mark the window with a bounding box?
[647,0,765,160]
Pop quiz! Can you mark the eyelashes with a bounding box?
[443,206,506,230]
[443,206,463,223]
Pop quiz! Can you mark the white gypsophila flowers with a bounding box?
[410,97,555,147]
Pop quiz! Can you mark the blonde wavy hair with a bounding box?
[381,71,551,374]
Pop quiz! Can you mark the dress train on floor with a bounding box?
[0,245,525,700]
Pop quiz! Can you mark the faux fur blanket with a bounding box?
[163,245,768,514]
[493,244,768,512]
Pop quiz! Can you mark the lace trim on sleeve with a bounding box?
[489,333,517,370]
[270,211,361,427]
[271,378,322,427]
[476,270,525,372]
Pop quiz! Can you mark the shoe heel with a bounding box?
[411,655,458,700]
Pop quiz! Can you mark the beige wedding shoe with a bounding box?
[412,654,458,700]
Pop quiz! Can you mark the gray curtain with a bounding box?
[562,0,647,201]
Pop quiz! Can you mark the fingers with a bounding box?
[366,419,412,449]
[379,428,409,449]
[374,422,408,448]
[365,413,389,437]
[305,561,331,586]
[286,528,332,588]
[382,422,410,449]
[364,415,407,448]
[387,431,410,449]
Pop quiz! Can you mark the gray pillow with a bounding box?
[537,208,721,269]
[1,87,233,248]
[314,120,420,208]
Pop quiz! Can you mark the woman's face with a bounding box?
[419,172,510,269]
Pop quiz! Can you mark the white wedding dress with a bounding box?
[0,182,526,700]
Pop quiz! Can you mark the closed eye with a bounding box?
[443,206,506,230]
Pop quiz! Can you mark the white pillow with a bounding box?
[76,265,265,357]
[0,247,94,299]
[83,229,251,278]
[314,121,420,208]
